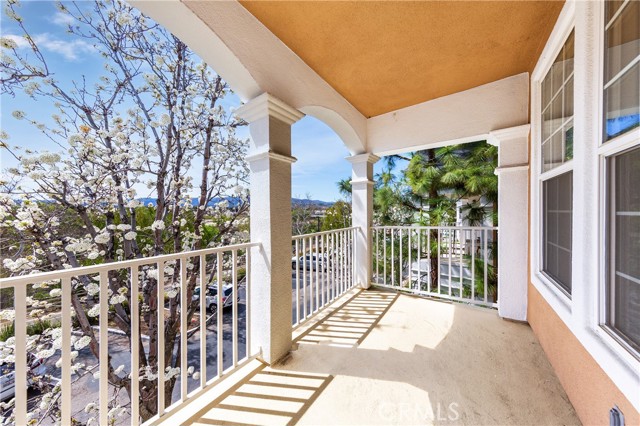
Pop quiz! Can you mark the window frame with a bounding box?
[597,0,640,360]
[533,20,577,303]
[531,0,640,405]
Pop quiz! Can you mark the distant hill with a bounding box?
[137,197,333,208]
[291,198,333,207]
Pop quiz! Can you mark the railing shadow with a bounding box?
[293,290,399,347]
[184,362,333,426]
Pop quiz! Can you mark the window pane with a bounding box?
[564,119,574,161]
[605,0,639,84]
[604,62,640,140]
[563,31,575,81]
[607,147,640,352]
[606,0,626,24]
[543,172,573,294]
[541,30,575,171]
[604,0,640,142]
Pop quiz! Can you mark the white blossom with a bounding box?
[150,220,165,231]
[85,283,100,296]
[74,335,91,350]
[87,305,100,317]
[12,110,26,120]
[0,37,18,49]
[94,233,110,244]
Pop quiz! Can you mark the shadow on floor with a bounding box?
[187,362,333,426]
[294,290,399,347]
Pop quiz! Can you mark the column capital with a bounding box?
[235,93,305,125]
[488,124,530,146]
[346,152,380,165]
[245,149,297,165]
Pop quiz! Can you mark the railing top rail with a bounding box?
[292,226,358,240]
[372,225,498,231]
[0,241,261,288]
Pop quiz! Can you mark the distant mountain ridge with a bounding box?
[137,197,333,207]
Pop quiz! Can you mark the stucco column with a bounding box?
[236,93,304,364]
[488,124,530,321]
[347,153,380,289]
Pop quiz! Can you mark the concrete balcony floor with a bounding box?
[169,289,580,426]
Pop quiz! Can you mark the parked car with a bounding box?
[291,254,326,270]
[192,284,238,313]
[0,353,47,402]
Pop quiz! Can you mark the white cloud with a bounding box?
[35,34,96,61]
[4,33,96,61]
[51,12,75,27]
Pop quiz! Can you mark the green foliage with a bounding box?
[322,201,351,231]
[0,319,61,342]
[375,141,497,226]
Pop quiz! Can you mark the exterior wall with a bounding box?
[527,1,640,423]
[528,285,640,426]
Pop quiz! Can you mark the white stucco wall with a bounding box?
[367,73,530,156]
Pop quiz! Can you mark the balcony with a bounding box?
[0,226,578,425]
[175,289,578,426]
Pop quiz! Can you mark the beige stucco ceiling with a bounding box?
[238,0,564,118]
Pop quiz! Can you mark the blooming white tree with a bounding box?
[0,0,249,423]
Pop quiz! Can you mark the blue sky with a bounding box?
[1,1,393,202]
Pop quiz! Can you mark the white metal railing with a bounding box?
[291,227,356,327]
[372,226,498,308]
[0,242,259,426]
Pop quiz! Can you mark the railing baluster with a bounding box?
[376,228,379,284]
[295,239,300,325]
[180,257,188,401]
[246,248,251,358]
[232,250,238,367]
[471,230,476,302]
[391,228,395,287]
[333,232,337,299]
[129,268,140,425]
[199,255,206,389]
[408,228,412,289]
[99,270,109,425]
[399,228,402,287]
[157,261,165,416]
[427,228,431,293]
[384,228,387,286]
[61,277,72,425]
[216,252,223,377]
[312,236,315,309]
[341,230,345,294]
[484,229,488,303]
[315,234,319,312]
[351,229,355,288]
[437,230,441,295]
[448,229,453,297]
[303,237,307,319]
[417,229,421,292]
[459,229,464,298]
[13,284,27,426]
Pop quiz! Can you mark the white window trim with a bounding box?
[596,0,640,365]
[531,0,575,310]
[530,0,640,412]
